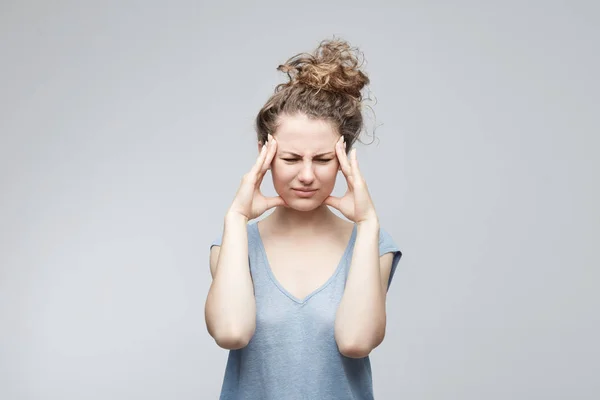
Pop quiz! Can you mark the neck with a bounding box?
[268,205,339,233]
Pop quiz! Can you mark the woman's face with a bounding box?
[265,113,341,212]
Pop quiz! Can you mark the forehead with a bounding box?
[274,113,339,153]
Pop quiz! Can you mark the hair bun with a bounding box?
[277,38,369,101]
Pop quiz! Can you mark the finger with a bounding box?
[250,138,269,177]
[261,135,277,174]
[336,137,352,178]
[265,195,287,210]
[335,136,352,178]
[323,195,341,211]
[258,136,277,183]
[349,148,363,180]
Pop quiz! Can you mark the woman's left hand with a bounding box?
[324,136,379,224]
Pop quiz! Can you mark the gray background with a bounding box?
[1,1,598,399]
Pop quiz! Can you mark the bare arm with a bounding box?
[204,134,283,350]
[324,140,394,358]
[205,212,255,349]
[334,219,394,358]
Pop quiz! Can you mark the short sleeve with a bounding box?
[379,228,402,290]
[210,231,223,249]
[209,223,254,250]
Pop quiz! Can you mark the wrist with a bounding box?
[356,213,379,228]
[356,217,379,232]
[225,210,249,225]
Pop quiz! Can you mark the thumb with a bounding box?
[265,196,287,210]
[323,195,341,211]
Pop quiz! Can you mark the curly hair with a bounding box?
[255,38,370,153]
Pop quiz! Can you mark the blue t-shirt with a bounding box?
[210,221,402,400]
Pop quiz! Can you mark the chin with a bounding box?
[285,201,322,212]
[280,194,328,212]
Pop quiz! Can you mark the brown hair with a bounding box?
[255,38,370,153]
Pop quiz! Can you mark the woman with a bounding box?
[205,38,402,400]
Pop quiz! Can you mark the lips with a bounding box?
[292,188,318,197]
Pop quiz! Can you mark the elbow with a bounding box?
[336,337,378,359]
[215,334,251,350]
[338,342,372,359]
[206,309,255,350]
[336,331,385,359]
[205,295,256,350]
[212,327,254,350]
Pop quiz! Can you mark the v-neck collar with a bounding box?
[252,222,357,305]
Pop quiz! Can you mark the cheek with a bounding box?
[315,165,339,188]
[271,162,296,183]
[318,164,339,178]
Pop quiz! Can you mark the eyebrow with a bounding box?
[280,151,335,157]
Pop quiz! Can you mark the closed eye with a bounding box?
[282,158,333,163]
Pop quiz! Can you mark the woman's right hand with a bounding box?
[228,134,286,220]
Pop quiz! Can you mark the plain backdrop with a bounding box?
[1,1,599,399]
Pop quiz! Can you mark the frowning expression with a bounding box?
[268,113,341,211]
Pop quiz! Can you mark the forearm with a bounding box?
[205,212,256,347]
[335,218,386,356]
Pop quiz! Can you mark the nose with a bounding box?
[297,161,315,185]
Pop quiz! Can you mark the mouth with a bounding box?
[292,188,318,197]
